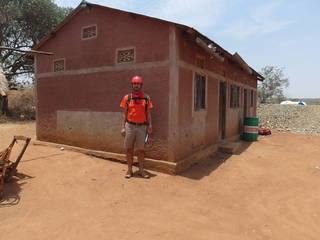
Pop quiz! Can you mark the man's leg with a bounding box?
[137,150,145,172]
[132,125,149,178]
[126,148,134,177]
[124,123,135,178]
[137,148,150,178]
[137,150,149,178]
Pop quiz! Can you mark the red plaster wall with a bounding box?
[37,6,170,73]
[176,27,258,153]
[36,6,170,160]
[174,66,219,161]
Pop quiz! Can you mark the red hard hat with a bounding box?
[131,76,143,84]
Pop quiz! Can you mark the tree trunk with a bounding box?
[1,96,8,115]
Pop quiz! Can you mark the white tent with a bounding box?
[280,100,307,106]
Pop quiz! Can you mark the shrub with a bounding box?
[7,88,36,120]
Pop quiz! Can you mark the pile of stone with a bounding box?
[257,104,320,136]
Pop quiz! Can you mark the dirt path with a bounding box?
[1,122,320,240]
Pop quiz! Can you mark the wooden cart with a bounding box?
[0,136,31,199]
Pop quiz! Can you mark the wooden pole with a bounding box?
[0,46,53,55]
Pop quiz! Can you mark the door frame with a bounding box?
[219,81,227,140]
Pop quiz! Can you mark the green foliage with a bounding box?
[0,0,72,83]
[258,66,289,104]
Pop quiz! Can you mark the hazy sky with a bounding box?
[54,0,320,98]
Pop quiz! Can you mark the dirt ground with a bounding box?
[1,121,320,240]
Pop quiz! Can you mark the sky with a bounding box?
[54,0,320,98]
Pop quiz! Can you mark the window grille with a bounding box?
[82,25,97,39]
[53,59,65,72]
[117,48,135,63]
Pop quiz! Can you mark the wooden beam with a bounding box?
[0,46,53,55]
[195,37,225,62]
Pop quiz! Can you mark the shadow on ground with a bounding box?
[179,141,252,180]
[0,172,33,208]
[22,153,65,162]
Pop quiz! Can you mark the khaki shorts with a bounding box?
[124,122,147,150]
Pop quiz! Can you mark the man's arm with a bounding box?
[147,108,152,135]
[121,106,127,136]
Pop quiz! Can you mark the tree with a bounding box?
[0,66,8,92]
[0,0,72,84]
[258,66,289,103]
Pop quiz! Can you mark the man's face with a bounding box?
[132,83,142,91]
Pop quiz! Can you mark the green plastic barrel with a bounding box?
[243,117,259,141]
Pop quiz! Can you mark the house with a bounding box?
[33,1,264,173]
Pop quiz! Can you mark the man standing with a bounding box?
[120,76,153,178]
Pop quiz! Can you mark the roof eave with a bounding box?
[232,52,264,81]
[32,1,264,81]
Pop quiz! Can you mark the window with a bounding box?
[250,90,254,107]
[194,73,206,111]
[81,25,97,40]
[53,59,65,72]
[230,85,240,108]
[117,48,135,64]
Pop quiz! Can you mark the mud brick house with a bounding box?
[33,1,263,173]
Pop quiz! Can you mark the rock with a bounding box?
[257,104,320,136]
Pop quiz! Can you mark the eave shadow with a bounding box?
[179,141,252,180]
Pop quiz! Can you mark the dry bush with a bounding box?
[7,88,36,120]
